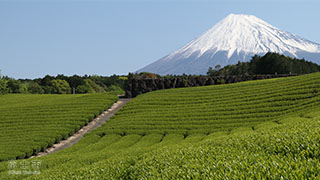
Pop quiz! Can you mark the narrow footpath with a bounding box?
[31,97,131,158]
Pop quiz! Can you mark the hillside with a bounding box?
[1,73,320,179]
[0,93,118,161]
[103,72,320,135]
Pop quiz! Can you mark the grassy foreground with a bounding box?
[0,93,118,161]
[1,73,320,179]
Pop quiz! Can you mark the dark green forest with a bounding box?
[207,52,320,76]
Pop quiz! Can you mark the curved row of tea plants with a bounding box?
[34,110,320,179]
[0,93,118,161]
[5,108,320,179]
[99,72,320,135]
[1,73,320,179]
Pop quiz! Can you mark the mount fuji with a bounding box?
[138,14,320,75]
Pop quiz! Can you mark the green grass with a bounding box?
[1,73,320,179]
[0,93,118,161]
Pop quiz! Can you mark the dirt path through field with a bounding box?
[30,97,131,158]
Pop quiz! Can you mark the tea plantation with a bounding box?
[1,72,320,179]
[0,93,118,161]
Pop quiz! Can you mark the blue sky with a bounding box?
[1,0,319,79]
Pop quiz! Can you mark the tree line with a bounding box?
[1,52,319,95]
[207,52,320,76]
[0,72,126,95]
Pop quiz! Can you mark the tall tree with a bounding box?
[51,79,71,94]
[0,70,8,94]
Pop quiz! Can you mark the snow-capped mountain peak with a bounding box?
[138,14,320,75]
[174,13,320,59]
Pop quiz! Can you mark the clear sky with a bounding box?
[1,0,319,79]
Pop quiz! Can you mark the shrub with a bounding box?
[0,78,8,94]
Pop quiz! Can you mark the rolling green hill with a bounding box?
[102,72,320,135]
[1,73,320,179]
[0,93,118,161]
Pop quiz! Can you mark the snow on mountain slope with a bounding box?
[138,14,320,75]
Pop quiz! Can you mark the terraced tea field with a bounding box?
[100,72,320,135]
[0,93,118,161]
[24,111,320,179]
[1,73,320,179]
